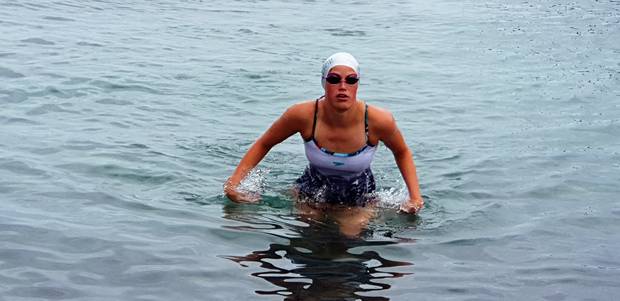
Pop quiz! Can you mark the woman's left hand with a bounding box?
[399,198,424,215]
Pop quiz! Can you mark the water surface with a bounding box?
[1,0,619,300]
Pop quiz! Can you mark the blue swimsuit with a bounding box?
[295,98,378,206]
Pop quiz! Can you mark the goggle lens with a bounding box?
[325,74,359,85]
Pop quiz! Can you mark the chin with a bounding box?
[328,99,355,111]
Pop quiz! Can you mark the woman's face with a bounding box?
[324,65,359,111]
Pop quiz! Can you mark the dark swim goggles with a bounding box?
[324,73,360,85]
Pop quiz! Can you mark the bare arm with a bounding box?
[224,105,304,203]
[376,111,424,214]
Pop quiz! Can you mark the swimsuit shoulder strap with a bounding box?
[364,102,376,147]
[364,102,369,142]
[310,96,321,140]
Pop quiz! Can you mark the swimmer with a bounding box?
[224,52,424,219]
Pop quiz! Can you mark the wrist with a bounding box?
[224,177,239,193]
[407,192,421,202]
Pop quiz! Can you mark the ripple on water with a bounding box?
[60,77,91,85]
[0,66,25,78]
[191,140,248,162]
[109,121,131,129]
[238,28,257,35]
[36,190,162,215]
[89,79,162,95]
[56,162,177,185]
[62,140,114,151]
[42,16,75,22]
[20,37,55,45]
[2,224,116,258]
[76,41,104,47]
[26,103,79,116]
[26,86,87,100]
[324,28,367,36]
[0,160,47,176]
[0,219,199,298]
[172,73,196,80]
[6,286,85,300]
[2,117,39,125]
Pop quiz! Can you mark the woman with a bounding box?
[224,52,424,217]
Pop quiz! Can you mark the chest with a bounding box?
[314,122,367,153]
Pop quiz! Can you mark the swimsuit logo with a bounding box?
[332,161,344,166]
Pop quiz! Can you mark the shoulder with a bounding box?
[366,103,397,138]
[284,100,316,116]
[366,103,394,124]
[281,100,316,122]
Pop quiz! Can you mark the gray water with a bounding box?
[1,0,620,300]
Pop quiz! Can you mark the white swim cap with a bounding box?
[321,52,360,89]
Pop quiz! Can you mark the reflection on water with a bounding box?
[220,202,413,301]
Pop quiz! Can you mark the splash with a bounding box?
[374,185,409,209]
[236,168,269,198]
[295,184,410,210]
[230,168,410,210]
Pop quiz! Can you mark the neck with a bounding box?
[321,97,361,127]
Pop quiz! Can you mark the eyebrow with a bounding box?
[327,72,358,76]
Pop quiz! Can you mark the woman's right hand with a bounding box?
[224,181,261,203]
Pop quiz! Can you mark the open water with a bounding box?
[1,0,620,300]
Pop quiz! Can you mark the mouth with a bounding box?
[336,93,349,99]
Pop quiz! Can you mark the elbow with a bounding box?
[393,146,412,159]
[254,136,276,153]
[254,136,274,151]
[256,138,271,149]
